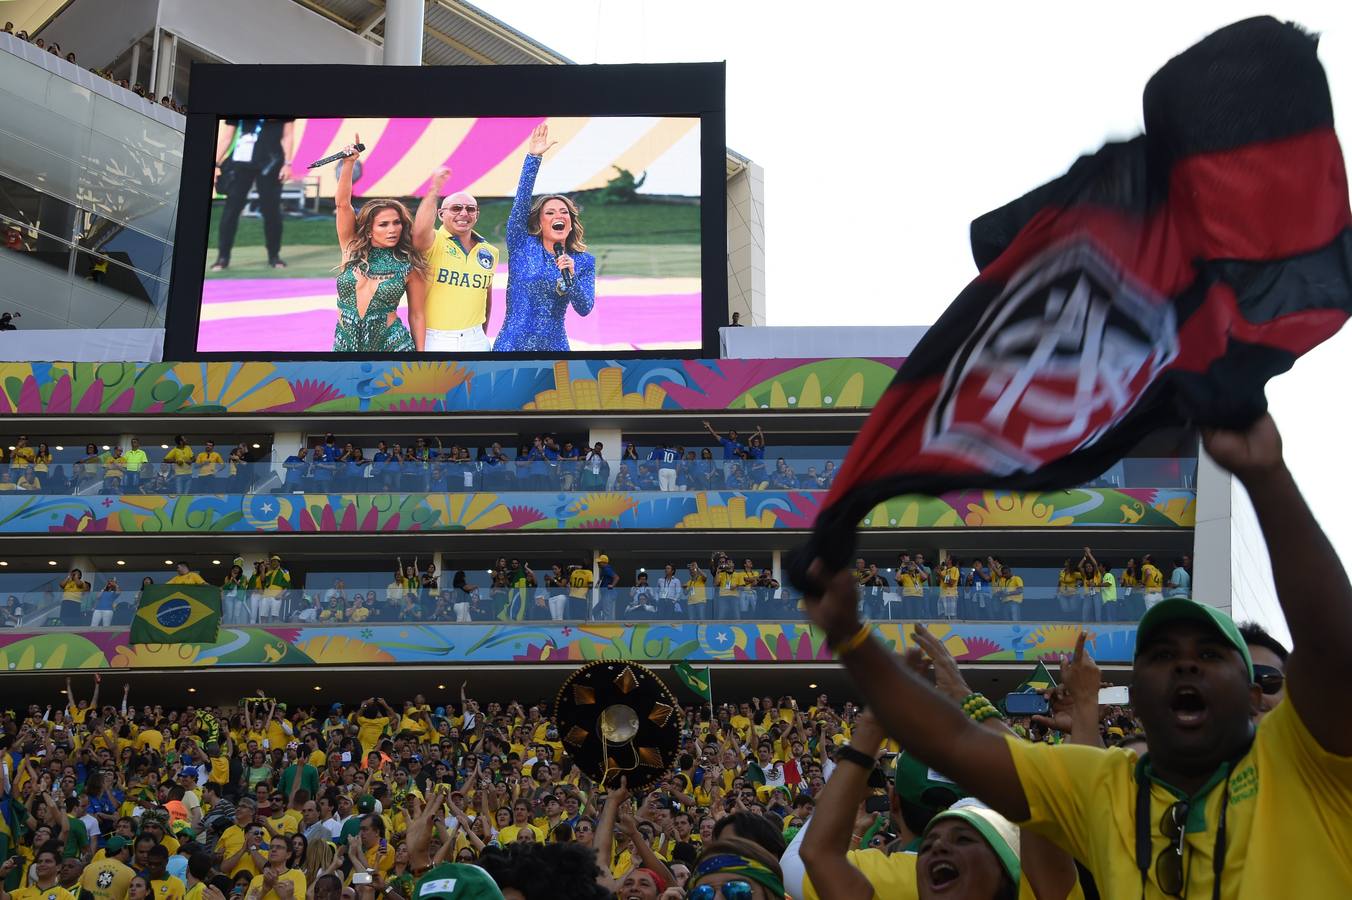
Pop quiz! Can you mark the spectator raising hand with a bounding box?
[1031,631,1108,746]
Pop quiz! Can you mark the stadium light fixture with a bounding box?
[101,445,110,451]
[252,443,261,449]
[313,685,322,692]
[188,687,196,693]
[48,560,57,566]
[161,444,170,449]
[54,445,64,451]
[116,560,126,566]
[164,559,173,565]
[212,560,221,565]
[0,561,7,567]
[437,684,446,690]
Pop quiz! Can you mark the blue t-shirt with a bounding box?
[1167,566,1191,599]
[719,437,743,459]
[650,448,678,465]
[599,564,617,588]
[95,589,117,611]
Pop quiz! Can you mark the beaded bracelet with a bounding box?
[830,623,874,657]
[961,692,1003,722]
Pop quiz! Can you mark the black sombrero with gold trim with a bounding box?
[553,660,683,792]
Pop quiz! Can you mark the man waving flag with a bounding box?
[796,17,1352,583]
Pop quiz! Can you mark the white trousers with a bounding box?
[91,609,113,627]
[426,326,490,352]
[658,467,678,491]
[548,593,568,620]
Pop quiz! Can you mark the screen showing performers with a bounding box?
[196,115,702,354]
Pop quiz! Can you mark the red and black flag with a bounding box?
[797,17,1352,580]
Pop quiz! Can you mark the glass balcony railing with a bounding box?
[0,583,1178,631]
[0,455,1195,495]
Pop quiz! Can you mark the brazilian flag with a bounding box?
[131,584,222,644]
[672,662,711,701]
[1016,661,1057,694]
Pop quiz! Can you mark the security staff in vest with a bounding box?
[411,167,499,352]
[211,118,295,271]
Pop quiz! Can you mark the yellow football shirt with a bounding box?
[82,858,135,900]
[1005,696,1352,898]
[1142,564,1164,591]
[12,887,77,900]
[568,569,593,599]
[247,868,305,900]
[424,231,498,330]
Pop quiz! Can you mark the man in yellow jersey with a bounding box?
[217,801,267,879]
[412,168,498,352]
[1140,554,1165,610]
[244,837,305,900]
[144,846,183,900]
[80,836,135,900]
[804,414,1352,899]
[685,561,708,620]
[998,564,1023,622]
[2,848,75,900]
[566,562,593,621]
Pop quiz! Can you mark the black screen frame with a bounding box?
[165,61,727,361]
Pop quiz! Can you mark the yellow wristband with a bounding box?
[830,623,873,657]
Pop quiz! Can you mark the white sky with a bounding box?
[477,0,1352,562]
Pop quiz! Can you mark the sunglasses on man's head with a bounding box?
[1253,664,1284,695]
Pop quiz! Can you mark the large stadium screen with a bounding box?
[166,64,725,360]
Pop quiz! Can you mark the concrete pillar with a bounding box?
[1193,441,1232,615]
[771,550,782,587]
[383,0,425,66]
[129,41,141,88]
[589,427,622,490]
[273,430,304,484]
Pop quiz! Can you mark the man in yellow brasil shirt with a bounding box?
[802,414,1352,899]
[411,167,499,352]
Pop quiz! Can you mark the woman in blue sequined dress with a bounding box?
[332,135,427,352]
[493,123,596,352]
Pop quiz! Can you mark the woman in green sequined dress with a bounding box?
[332,135,427,351]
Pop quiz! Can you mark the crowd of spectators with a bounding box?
[0,613,1180,900]
[2,23,185,112]
[278,427,823,496]
[0,436,255,496]
[0,427,842,498]
[8,547,1193,630]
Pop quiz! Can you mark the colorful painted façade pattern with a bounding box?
[0,358,903,415]
[0,621,1142,672]
[17,487,1197,535]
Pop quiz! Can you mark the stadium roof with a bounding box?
[285,0,750,170]
[287,0,576,65]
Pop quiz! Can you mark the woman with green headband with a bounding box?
[687,837,786,900]
[917,802,1020,900]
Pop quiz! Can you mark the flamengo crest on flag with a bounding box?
[926,239,1179,475]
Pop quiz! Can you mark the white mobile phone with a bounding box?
[1098,686,1130,705]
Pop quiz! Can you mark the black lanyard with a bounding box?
[1135,759,1236,900]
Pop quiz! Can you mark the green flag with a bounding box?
[131,584,222,644]
[1017,660,1057,694]
[672,662,711,701]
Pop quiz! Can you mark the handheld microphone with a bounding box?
[307,143,365,169]
[552,242,573,291]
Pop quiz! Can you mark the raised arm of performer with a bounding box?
[412,168,450,254]
[334,133,361,252]
[506,124,555,248]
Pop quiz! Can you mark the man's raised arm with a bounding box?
[412,168,450,254]
[1205,413,1352,754]
[803,563,1029,821]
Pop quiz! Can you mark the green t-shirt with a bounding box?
[280,763,319,798]
[65,815,89,858]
